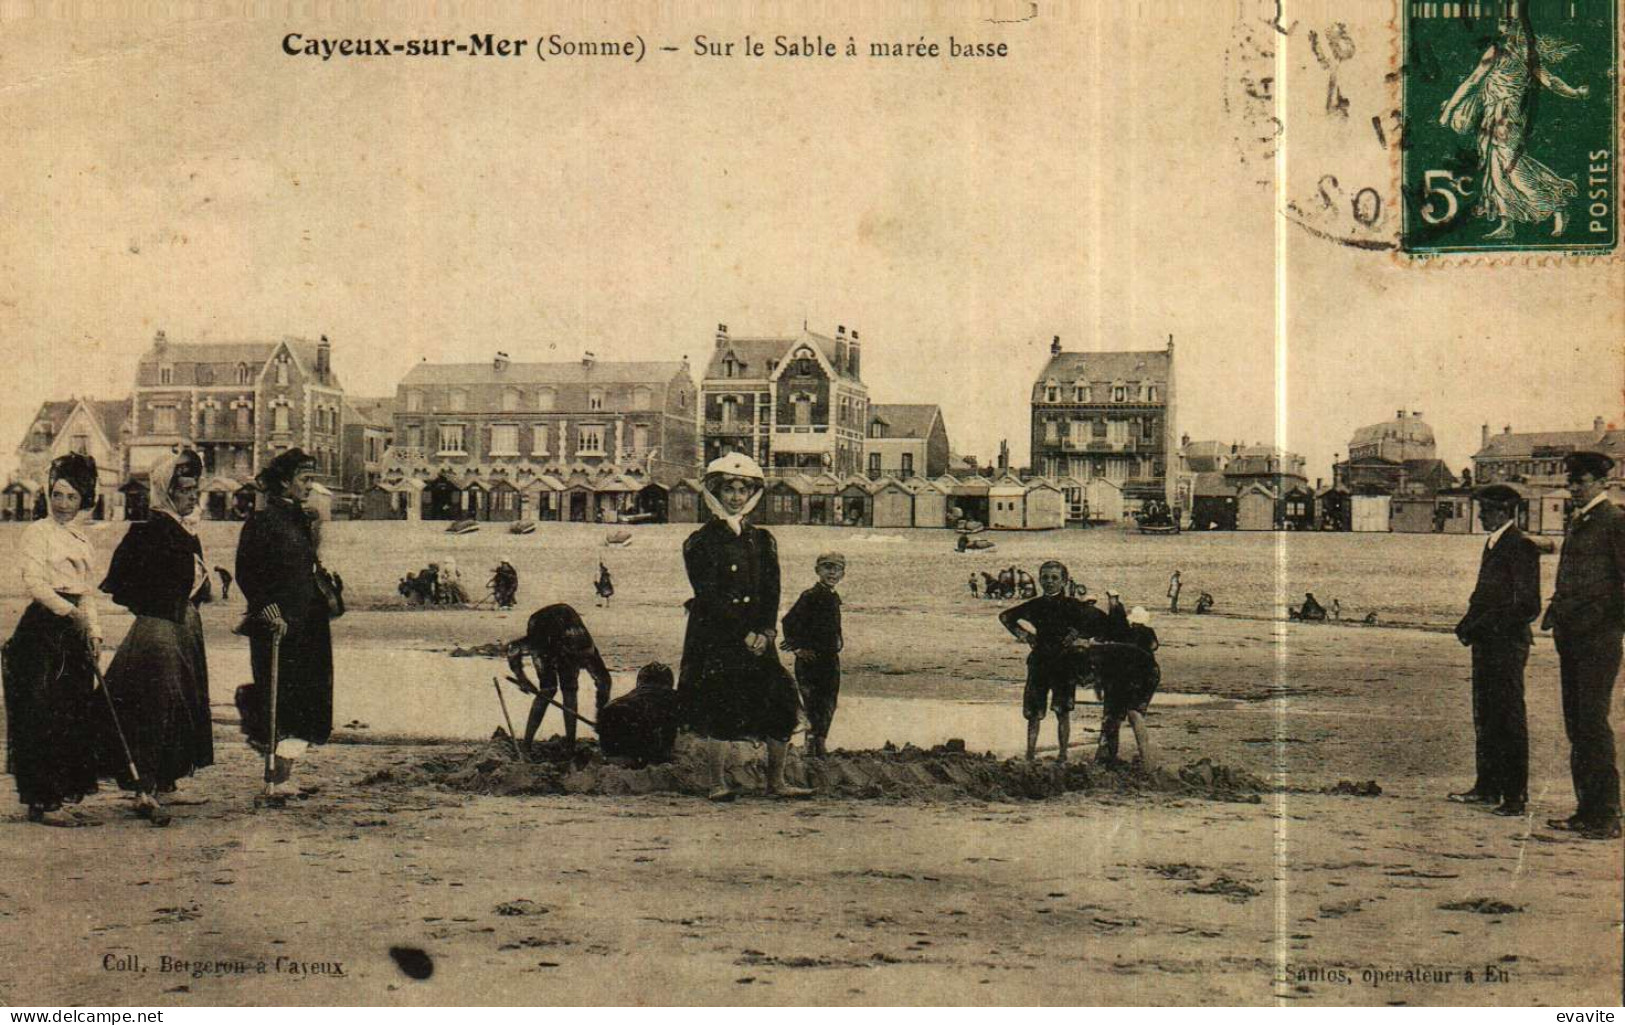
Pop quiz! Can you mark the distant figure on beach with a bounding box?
[677,454,808,801]
[1015,568,1037,599]
[595,561,614,607]
[597,662,680,766]
[439,558,469,605]
[215,566,234,603]
[999,561,1112,763]
[490,561,519,609]
[956,534,969,553]
[506,603,613,752]
[1194,592,1214,615]
[1293,592,1327,622]
[1167,570,1183,614]
[968,574,979,599]
[1331,598,1342,622]
[1449,483,1539,818]
[782,551,845,759]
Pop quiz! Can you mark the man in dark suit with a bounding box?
[1541,450,1625,840]
[1450,484,1542,816]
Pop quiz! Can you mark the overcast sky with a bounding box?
[2,2,1619,484]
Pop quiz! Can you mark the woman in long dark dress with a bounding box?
[2,454,104,825]
[99,449,214,825]
[234,448,333,800]
[677,453,809,801]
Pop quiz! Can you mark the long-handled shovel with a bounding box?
[90,657,168,826]
[89,659,141,791]
[501,676,600,730]
[491,676,527,763]
[256,631,283,807]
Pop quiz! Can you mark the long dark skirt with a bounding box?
[1,603,102,808]
[679,629,799,743]
[237,614,333,748]
[101,607,213,791]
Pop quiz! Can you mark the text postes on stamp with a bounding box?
[1402,0,1617,256]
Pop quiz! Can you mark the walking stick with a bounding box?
[492,677,527,762]
[89,659,142,791]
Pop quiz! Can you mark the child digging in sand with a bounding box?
[999,560,1112,762]
[1086,606,1161,769]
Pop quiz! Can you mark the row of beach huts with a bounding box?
[351,470,1143,529]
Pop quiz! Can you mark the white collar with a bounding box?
[1577,492,1609,518]
[1485,520,1514,549]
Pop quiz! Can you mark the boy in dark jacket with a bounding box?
[781,552,845,758]
[999,561,1113,762]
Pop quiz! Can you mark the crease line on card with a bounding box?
[1272,1,1292,1004]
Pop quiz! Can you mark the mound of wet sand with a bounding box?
[359,736,1268,803]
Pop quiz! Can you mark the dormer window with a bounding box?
[723,358,737,379]
[159,365,173,386]
[1147,385,1159,402]
[1044,379,1059,403]
[1112,381,1127,403]
[588,389,604,411]
[1073,382,1089,402]
[274,354,290,386]
[237,363,252,385]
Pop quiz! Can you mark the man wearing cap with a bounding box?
[1541,451,1625,839]
[781,551,845,758]
[1450,484,1541,816]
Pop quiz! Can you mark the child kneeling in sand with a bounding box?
[598,663,680,767]
[999,561,1112,762]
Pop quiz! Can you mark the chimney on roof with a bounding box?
[1412,411,1422,419]
[493,351,510,373]
[1396,409,1405,420]
[582,351,595,369]
[714,324,728,349]
[317,334,331,382]
[1504,424,1512,434]
[1595,416,1606,432]
[850,329,862,378]
[1481,424,1489,448]
[835,325,848,375]
[154,329,167,352]
[1051,335,1061,356]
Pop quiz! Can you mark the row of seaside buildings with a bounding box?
[7,328,1618,534]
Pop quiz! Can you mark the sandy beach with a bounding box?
[0,521,1620,1006]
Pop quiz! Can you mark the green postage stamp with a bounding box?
[1402,0,1618,256]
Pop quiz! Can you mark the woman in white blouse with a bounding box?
[1,453,103,825]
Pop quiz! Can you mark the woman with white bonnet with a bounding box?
[98,448,215,825]
[677,453,809,800]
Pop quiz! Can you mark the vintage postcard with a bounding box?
[0,0,1621,1010]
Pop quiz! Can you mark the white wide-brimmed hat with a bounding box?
[704,452,766,482]
[1128,606,1152,627]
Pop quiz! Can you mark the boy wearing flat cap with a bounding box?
[1450,483,1541,816]
[781,552,845,758]
[1541,450,1625,839]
